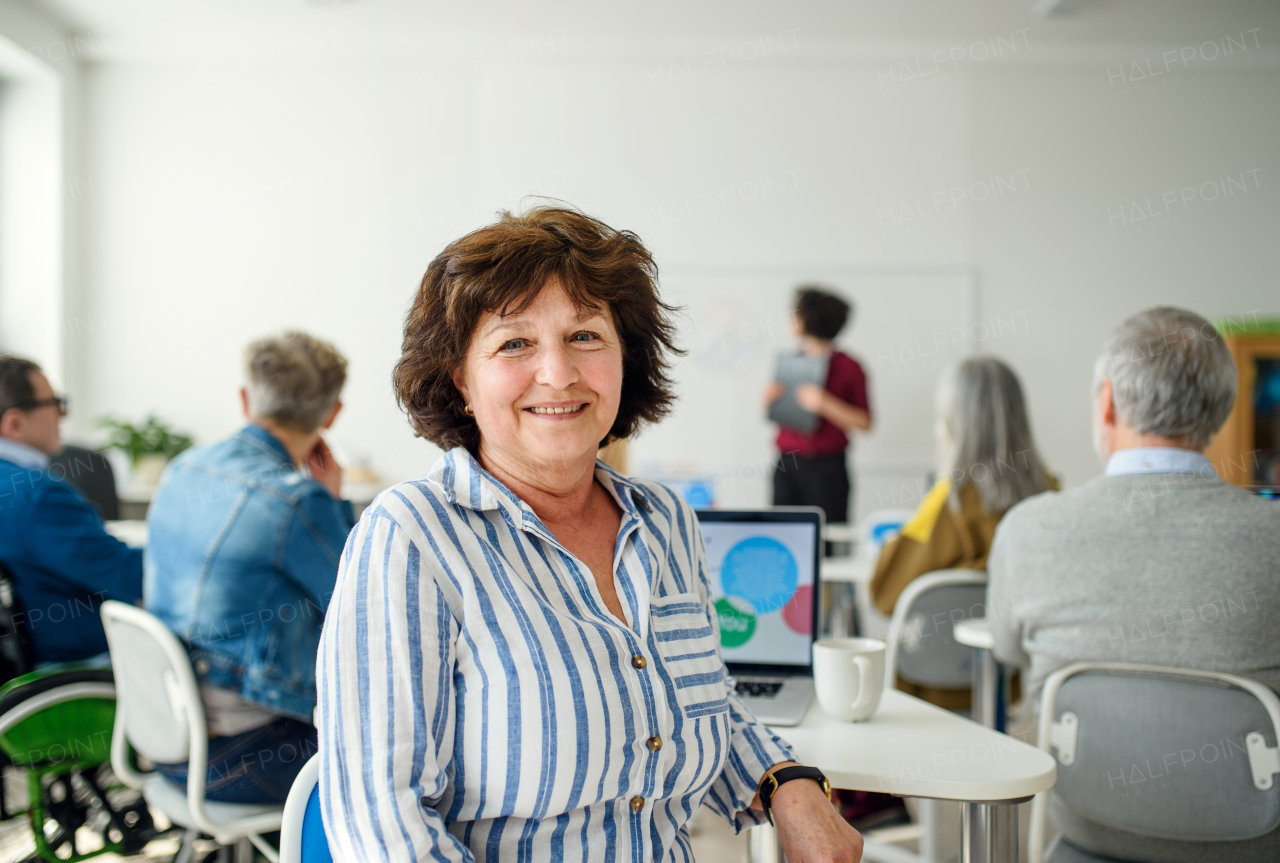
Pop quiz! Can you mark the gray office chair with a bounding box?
[1031,662,1280,863]
[883,569,987,692]
[878,569,987,863]
[48,445,119,520]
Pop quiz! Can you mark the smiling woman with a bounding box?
[317,205,864,863]
[452,283,623,476]
[392,205,682,455]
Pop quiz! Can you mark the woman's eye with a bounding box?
[500,339,527,351]
[571,331,598,343]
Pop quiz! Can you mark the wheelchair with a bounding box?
[0,665,161,861]
[0,566,159,861]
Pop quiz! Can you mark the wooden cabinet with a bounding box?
[1205,333,1280,487]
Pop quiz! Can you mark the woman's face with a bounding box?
[453,279,623,475]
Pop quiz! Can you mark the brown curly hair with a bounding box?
[393,205,684,453]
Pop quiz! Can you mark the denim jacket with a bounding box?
[145,426,355,720]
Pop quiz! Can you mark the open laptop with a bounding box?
[695,507,823,726]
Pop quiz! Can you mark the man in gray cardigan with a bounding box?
[988,306,1280,862]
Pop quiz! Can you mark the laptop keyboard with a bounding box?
[735,680,784,699]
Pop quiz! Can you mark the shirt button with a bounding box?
[630,796,645,811]
[647,736,662,751]
[631,654,647,670]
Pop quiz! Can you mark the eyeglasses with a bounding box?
[9,396,69,415]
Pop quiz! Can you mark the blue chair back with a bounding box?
[301,784,332,863]
[280,755,330,863]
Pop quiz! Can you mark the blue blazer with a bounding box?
[0,457,143,664]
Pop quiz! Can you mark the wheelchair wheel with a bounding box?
[28,762,156,860]
[0,667,163,861]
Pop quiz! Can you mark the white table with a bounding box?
[117,487,154,520]
[758,690,1055,863]
[105,519,148,548]
[821,555,874,584]
[954,618,998,730]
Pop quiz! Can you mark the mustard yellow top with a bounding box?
[869,477,1053,709]
[869,479,1002,616]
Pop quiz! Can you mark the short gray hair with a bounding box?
[936,356,1054,513]
[1092,307,1237,449]
[244,332,348,433]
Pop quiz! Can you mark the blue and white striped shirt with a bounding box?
[317,447,796,862]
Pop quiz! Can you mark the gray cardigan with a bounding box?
[988,470,1280,704]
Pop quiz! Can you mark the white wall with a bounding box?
[0,1,83,388]
[969,67,1280,497]
[0,72,61,369]
[70,43,1280,510]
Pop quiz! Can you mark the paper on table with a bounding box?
[105,519,148,548]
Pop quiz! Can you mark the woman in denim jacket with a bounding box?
[145,332,354,802]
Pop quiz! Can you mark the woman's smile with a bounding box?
[525,402,589,417]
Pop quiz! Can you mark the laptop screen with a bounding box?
[696,510,820,670]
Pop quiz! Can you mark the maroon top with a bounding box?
[775,350,871,457]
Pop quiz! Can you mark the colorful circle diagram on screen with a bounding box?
[781,585,812,635]
[715,597,756,648]
[720,536,798,616]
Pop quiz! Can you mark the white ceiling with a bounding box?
[21,0,1280,66]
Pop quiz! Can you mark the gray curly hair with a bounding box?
[244,332,347,433]
[1092,307,1237,449]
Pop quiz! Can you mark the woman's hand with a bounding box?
[771,778,863,863]
[795,384,872,432]
[306,436,344,499]
[795,383,826,413]
[763,381,785,405]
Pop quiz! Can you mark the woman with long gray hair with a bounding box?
[869,356,1055,707]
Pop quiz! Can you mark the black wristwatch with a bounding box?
[759,765,832,825]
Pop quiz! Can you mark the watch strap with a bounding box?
[759,765,832,825]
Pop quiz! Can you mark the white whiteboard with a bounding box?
[629,267,976,517]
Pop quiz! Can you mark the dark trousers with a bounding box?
[155,717,317,804]
[772,451,852,547]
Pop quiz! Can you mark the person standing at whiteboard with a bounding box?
[764,287,873,534]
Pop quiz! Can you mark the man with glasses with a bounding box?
[0,355,142,667]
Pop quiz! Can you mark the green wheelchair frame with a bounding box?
[0,665,159,861]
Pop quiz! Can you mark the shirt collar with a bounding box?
[0,437,51,470]
[1104,447,1216,478]
[430,447,651,523]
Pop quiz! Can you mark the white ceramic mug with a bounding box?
[812,637,886,722]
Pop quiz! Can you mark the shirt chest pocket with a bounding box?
[649,593,729,719]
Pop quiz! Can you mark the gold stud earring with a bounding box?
[463,404,474,416]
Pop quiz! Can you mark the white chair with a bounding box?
[874,569,987,863]
[101,600,285,863]
[1031,661,1280,863]
[279,755,330,863]
[883,569,988,693]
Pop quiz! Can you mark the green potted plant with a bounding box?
[97,415,194,488]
